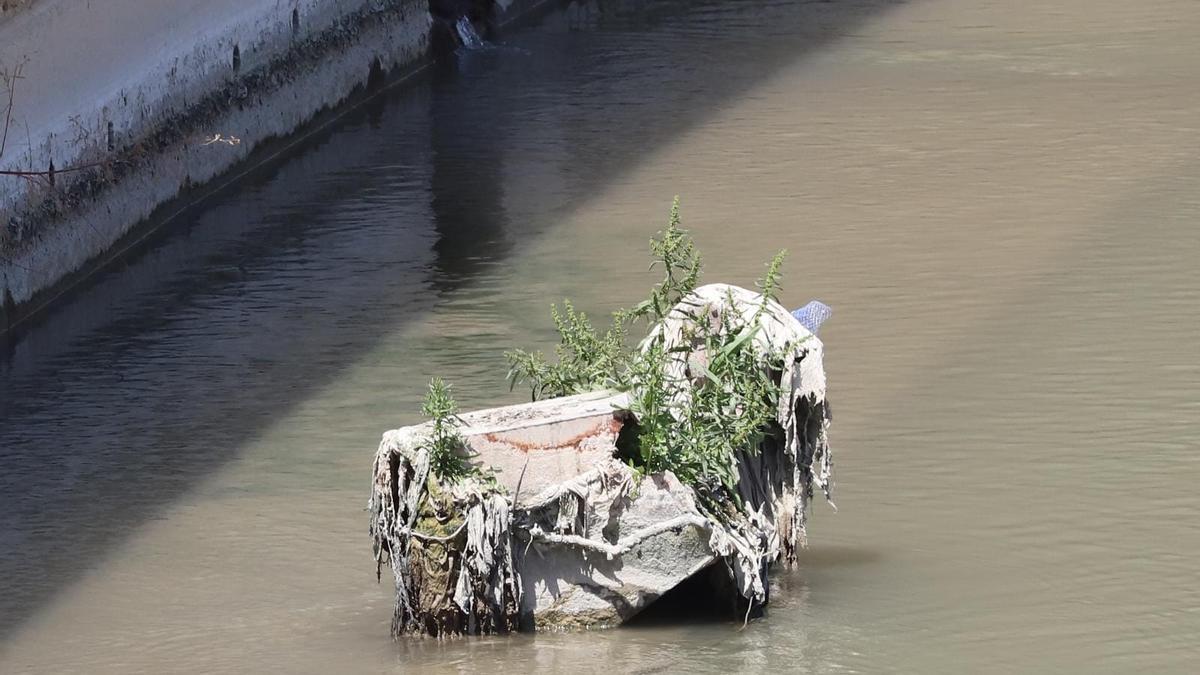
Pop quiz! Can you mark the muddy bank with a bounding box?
[0,0,543,333]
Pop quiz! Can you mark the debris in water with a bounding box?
[455,16,486,51]
[368,202,835,637]
[792,300,832,335]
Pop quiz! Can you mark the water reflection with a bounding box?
[5,0,1197,672]
[0,0,910,643]
[0,86,443,638]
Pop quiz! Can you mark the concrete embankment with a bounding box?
[0,0,524,332]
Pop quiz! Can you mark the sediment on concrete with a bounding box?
[0,0,544,333]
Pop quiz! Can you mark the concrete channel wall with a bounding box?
[0,0,526,331]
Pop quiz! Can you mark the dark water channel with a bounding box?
[2,0,1199,672]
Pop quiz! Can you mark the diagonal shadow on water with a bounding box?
[0,0,911,642]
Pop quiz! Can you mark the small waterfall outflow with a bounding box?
[455,16,486,50]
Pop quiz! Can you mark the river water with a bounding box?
[2,0,1198,672]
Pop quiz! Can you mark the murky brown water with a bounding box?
[2,0,1199,672]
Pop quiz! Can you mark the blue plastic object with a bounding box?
[792,300,832,335]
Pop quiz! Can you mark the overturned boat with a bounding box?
[369,281,834,636]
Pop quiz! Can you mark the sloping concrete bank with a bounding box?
[0,0,534,332]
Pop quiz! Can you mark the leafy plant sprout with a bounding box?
[421,377,471,481]
[500,197,792,519]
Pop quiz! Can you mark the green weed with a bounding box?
[502,198,791,517]
[421,377,470,481]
